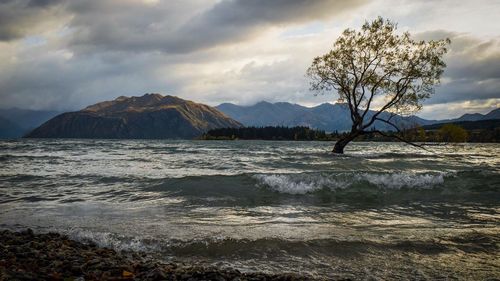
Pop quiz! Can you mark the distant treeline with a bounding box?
[408,121,500,143]
[202,121,500,143]
[202,126,333,141]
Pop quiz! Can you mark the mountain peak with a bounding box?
[26,94,241,139]
[314,102,336,109]
[140,93,166,101]
[255,101,273,106]
[84,93,190,114]
[114,93,164,101]
[144,93,163,97]
[484,108,500,120]
[115,96,129,101]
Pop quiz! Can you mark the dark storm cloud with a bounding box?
[416,30,500,105]
[419,30,500,80]
[165,0,368,53]
[26,0,63,7]
[445,38,500,80]
[67,0,367,54]
[0,49,173,110]
[0,0,65,41]
[0,0,369,110]
[426,79,500,105]
[0,0,497,118]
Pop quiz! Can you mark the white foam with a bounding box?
[254,172,447,194]
[66,229,158,252]
[253,174,317,194]
[357,172,445,189]
[253,174,348,195]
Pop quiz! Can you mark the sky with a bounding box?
[0,0,499,119]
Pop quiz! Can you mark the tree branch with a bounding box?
[371,130,430,151]
[362,76,414,129]
[374,117,401,132]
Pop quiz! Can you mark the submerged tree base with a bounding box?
[332,131,361,154]
[332,143,345,154]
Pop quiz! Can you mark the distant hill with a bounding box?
[422,119,500,131]
[0,108,61,138]
[454,113,484,122]
[0,116,25,139]
[437,108,500,123]
[217,102,499,132]
[25,94,241,139]
[480,108,500,120]
[217,102,434,132]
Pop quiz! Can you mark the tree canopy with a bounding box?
[439,124,468,143]
[307,17,450,153]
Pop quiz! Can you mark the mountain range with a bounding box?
[216,101,482,132]
[435,109,500,123]
[1,96,498,139]
[25,94,241,139]
[216,101,499,132]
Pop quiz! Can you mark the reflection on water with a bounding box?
[0,139,499,279]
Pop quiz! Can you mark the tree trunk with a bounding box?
[332,130,361,154]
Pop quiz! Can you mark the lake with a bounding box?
[0,140,498,279]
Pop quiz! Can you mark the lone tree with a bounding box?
[307,17,450,153]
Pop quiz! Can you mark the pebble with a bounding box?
[0,229,319,280]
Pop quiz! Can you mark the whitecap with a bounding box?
[253,174,319,194]
[253,174,349,195]
[356,172,446,189]
[254,172,448,194]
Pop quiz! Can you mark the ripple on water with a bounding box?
[0,140,499,279]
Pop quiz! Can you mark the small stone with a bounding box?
[122,270,134,278]
[70,265,82,274]
[147,268,167,279]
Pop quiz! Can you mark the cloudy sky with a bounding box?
[0,0,499,119]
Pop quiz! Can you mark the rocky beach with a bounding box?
[0,229,312,281]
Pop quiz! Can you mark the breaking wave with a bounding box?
[253,172,448,195]
[65,229,160,253]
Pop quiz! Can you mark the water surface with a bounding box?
[0,140,499,279]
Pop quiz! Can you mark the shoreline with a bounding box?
[0,229,314,281]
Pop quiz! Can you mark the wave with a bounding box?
[253,172,447,195]
[4,224,498,280]
[52,229,500,260]
[139,170,500,205]
[2,170,498,205]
